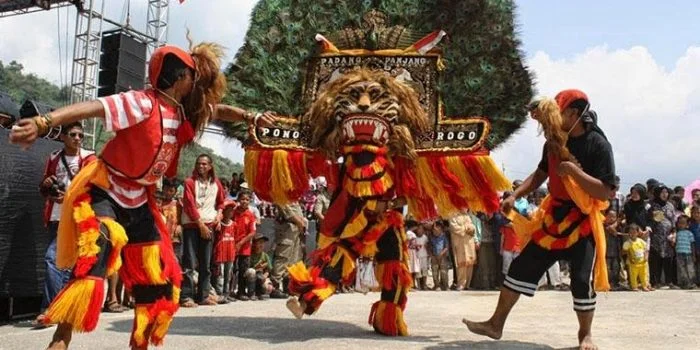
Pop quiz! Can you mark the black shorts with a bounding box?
[504,236,597,312]
[90,187,161,244]
[77,187,161,279]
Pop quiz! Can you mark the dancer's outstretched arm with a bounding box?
[214,104,276,126]
[9,100,104,148]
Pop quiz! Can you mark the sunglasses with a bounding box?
[69,132,84,139]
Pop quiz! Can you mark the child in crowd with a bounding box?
[670,215,696,289]
[429,221,450,291]
[689,206,700,285]
[498,198,520,276]
[245,234,272,300]
[604,209,623,290]
[407,222,430,290]
[622,224,650,291]
[160,178,183,262]
[215,201,238,302]
[220,179,236,200]
[406,221,420,289]
[233,192,258,300]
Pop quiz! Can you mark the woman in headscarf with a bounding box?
[647,184,677,288]
[624,184,649,229]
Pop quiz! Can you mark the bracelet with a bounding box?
[252,113,262,125]
[42,112,54,129]
[33,116,49,136]
[243,110,255,122]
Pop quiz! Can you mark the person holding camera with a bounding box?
[37,122,96,325]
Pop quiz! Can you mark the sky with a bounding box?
[0,0,699,189]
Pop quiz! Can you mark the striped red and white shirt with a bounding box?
[98,90,180,208]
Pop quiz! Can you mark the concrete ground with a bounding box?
[1,289,698,350]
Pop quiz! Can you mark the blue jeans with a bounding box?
[181,227,214,303]
[42,222,72,310]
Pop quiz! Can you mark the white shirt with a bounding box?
[50,154,80,221]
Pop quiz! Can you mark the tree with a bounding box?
[0,60,69,108]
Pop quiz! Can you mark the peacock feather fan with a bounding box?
[225,0,534,149]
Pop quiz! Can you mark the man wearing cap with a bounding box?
[465,89,615,350]
[244,234,272,300]
[9,43,276,350]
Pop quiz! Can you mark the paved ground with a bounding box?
[1,289,698,349]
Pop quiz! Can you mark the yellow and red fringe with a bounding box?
[131,297,180,347]
[245,148,337,204]
[101,218,128,276]
[287,262,337,314]
[394,153,510,221]
[71,193,101,277]
[375,261,413,292]
[507,176,610,291]
[43,277,104,332]
[368,300,409,336]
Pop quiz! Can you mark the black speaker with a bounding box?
[98,30,147,97]
[0,129,55,320]
[0,92,19,125]
[18,99,54,118]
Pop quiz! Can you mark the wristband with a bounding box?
[33,116,49,136]
[42,113,54,128]
[252,113,262,125]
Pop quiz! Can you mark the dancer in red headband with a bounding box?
[9,42,275,350]
[464,89,616,350]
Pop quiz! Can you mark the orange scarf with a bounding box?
[508,176,609,292]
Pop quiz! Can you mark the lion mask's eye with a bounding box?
[350,89,360,99]
[368,88,381,100]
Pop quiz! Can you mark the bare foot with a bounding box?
[642,287,650,292]
[462,319,502,340]
[46,323,72,350]
[579,333,598,350]
[286,297,305,319]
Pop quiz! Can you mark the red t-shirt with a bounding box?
[501,226,521,253]
[214,221,236,263]
[233,209,257,256]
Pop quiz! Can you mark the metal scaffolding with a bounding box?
[146,0,169,61]
[70,0,104,150]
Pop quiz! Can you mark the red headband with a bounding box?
[148,45,196,87]
[555,89,588,112]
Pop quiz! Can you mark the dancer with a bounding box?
[9,42,274,349]
[464,89,616,350]
[232,2,530,336]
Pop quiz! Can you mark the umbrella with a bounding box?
[684,179,700,204]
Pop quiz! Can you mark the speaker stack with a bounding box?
[98,29,148,97]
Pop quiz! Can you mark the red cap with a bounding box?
[148,45,196,86]
[555,89,588,112]
[222,200,237,210]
